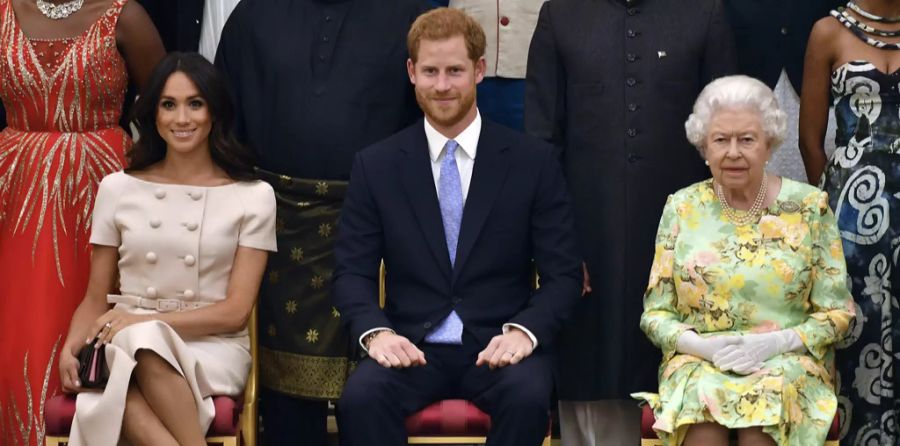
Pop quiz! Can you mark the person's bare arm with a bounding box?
[115,0,165,90]
[799,18,837,185]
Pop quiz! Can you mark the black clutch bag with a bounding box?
[77,338,109,389]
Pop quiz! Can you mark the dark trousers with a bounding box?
[337,332,552,446]
[261,388,328,446]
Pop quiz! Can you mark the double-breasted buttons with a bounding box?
[146,286,158,298]
[154,189,166,199]
[185,222,199,231]
[423,322,432,329]
[183,289,195,299]
[626,77,637,87]
[145,252,158,263]
[188,191,203,201]
[184,255,196,266]
[149,218,161,228]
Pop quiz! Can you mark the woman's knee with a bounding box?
[737,426,777,446]
[133,349,176,379]
[683,422,729,446]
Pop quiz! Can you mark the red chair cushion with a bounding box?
[405,399,492,436]
[640,404,840,440]
[44,394,241,436]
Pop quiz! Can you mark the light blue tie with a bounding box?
[425,140,464,345]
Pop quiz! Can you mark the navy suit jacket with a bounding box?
[333,118,581,349]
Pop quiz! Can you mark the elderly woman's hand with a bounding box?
[88,309,149,346]
[713,329,806,374]
[675,330,742,362]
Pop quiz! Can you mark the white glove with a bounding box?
[713,329,806,375]
[675,330,742,363]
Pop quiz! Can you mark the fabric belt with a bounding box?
[106,294,214,313]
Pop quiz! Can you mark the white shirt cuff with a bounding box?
[502,323,538,349]
[359,327,393,353]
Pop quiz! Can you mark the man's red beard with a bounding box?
[415,88,476,129]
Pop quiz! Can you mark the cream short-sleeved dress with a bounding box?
[69,171,276,445]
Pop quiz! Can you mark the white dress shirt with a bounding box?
[360,110,538,351]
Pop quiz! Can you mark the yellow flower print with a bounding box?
[736,393,768,422]
[648,247,674,289]
[676,279,706,311]
[830,239,844,259]
[784,383,804,424]
[759,215,786,240]
[781,212,802,226]
[735,226,756,245]
[699,186,715,204]
[784,224,809,249]
[771,259,795,283]
[815,398,837,415]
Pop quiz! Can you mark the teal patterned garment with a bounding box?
[633,178,854,445]
[823,59,900,446]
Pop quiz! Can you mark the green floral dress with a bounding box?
[632,178,855,445]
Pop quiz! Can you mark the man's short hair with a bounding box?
[407,8,486,63]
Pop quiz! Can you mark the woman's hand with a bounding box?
[87,309,149,346]
[58,345,82,393]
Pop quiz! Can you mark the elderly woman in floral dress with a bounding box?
[633,75,855,446]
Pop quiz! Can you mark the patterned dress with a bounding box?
[0,1,130,444]
[633,179,855,445]
[823,60,900,446]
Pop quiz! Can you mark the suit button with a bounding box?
[627,29,637,38]
[500,16,510,26]
[149,218,161,228]
[627,153,643,163]
[628,103,638,112]
[154,189,166,199]
[423,322,432,329]
[627,7,639,15]
[184,289,195,299]
[626,128,637,137]
[145,252,157,263]
[146,286,158,298]
[626,53,637,62]
[185,222,198,231]
[184,255,196,266]
[781,27,788,35]
[189,191,203,201]
[626,77,637,87]
[452,297,462,304]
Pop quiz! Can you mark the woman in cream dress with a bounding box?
[58,52,275,446]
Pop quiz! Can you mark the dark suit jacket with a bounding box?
[333,118,582,349]
[137,0,204,52]
[723,0,841,91]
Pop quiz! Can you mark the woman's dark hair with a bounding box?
[126,52,257,181]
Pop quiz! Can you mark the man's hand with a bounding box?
[367,331,427,369]
[476,328,534,369]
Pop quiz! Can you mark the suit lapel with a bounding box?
[453,122,511,283]
[398,123,453,281]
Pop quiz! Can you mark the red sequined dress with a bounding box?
[0,1,130,444]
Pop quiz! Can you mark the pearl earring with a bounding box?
[704,160,709,166]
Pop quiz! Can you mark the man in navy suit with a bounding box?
[333,8,581,446]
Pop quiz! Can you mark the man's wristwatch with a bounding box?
[363,329,395,350]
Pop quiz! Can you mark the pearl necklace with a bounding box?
[715,173,768,226]
[36,0,84,20]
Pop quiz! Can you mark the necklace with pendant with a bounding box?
[715,173,768,226]
[36,0,85,20]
